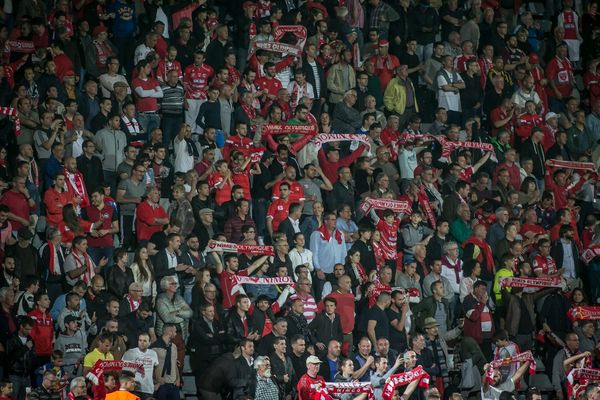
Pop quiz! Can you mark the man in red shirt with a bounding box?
[267,182,292,237]
[223,122,254,161]
[212,252,269,309]
[83,187,119,265]
[493,148,521,190]
[272,165,305,203]
[131,59,163,135]
[515,100,543,147]
[156,45,183,84]
[135,185,169,244]
[546,42,574,110]
[297,356,326,400]
[43,172,75,227]
[184,50,214,134]
[368,40,400,90]
[532,238,561,277]
[255,62,283,99]
[317,146,365,184]
[490,98,515,137]
[544,167,588,209]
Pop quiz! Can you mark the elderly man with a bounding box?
[249,356,279,400]
[384,65,419,128]
[297,356,326,400]
[332,90,362,133]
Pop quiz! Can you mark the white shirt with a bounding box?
[561,239,576,278]
[134,44,154,65]
[174,136,195,173]
[122,347,159,394]
[436,69,463,112]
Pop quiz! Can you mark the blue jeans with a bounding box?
[88,246,114,268]
[154,383,179,400]
[137,112,161,139]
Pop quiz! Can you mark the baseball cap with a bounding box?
[545,112,558,121]
[306,356,323,365]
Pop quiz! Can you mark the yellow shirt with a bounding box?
[83,348,114,368]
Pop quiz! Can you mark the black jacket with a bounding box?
[106,265,134,299]
[231,356,255,400]
[326,181,355,213]
[308,312,343,347]
[519,139,546,179]
[7,333,36,376]
[188,317,225,363]
[76,154,104,194]
[225,310,254,351]
[278,217,299,249]
[302,57,327,101]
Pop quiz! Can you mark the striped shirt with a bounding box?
[160,82,185,115]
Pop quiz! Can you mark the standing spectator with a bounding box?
[151,323,180,400]
[94,114,127,188]
[310,211,348,283]
[132,59,163,135]
[436,55,465,125]
[7,317,35,400]
[463,280,495,359]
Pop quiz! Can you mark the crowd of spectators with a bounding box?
[0,0,599,399]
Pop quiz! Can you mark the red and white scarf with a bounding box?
[262,123,317,136]
[72,250,95,285]
[124,294,140,313]
[122,116,141,135]
[0,106,20,136]
[382,366,430,400]
[242,104,256,121]
[375,54,395,71]
[436,136,494,158]
[359,198,411,215]
[546,159,596,172]
[317,224,343,245]
[86,359,145,385]
[313,133,371,152]
[567,368,600,398]
[207,240,275,256]
[418,186,436,229]
[499,276,562,289]
[484,351,536,384]
[323,382,374,400]
[47,242,62,275]
[65,169,89,208]
[568,306,600,322]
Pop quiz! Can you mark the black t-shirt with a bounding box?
[386,307,408,353]
[367,305,390,341]
[251,162,273,200]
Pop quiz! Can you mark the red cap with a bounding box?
[378,39,389,47]
[529,53,540,65]
[243,1,256,8]
[93,25,107,36]
[63,70,75,77]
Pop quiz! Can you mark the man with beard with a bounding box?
[119,301,156,348]
[482,359,531,399]
[83,188,119,267]
[248,355,280,399]
[122,333,159,398]
[0,256,17,289]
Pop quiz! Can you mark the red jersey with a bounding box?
[218,269,249,309]
[297,374,326,400]
[267,197,291,231]
[135,201,168,242]
[542,124,557,152]
[532,254,558,276]
[183,63,214,100]
[43,188,75,227]
[54,53,73,82]
[156,59,183,83]
[490,106,514,137]
[208,172,232,206]
[515,113,543,141]
[455,54,477,73]
[231,166,252,201]
[369,55,400,89]
[272,180,305,203]
[380,127,400,146]
[223,135,253,161]
[83,204,116,247]
[131,77,161,112]
[546,57,574,99]
[584,71,600,107]
[376,218,400,261]
[560,10,578,40]
[255,76,283,98]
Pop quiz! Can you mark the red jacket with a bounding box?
[28,308,54,357]
[135,201,168,241]
[317,145,366,183]
[463,293,495,344]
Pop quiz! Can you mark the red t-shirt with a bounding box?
[83,204,117,247]
[376,218,400,261]
[267,198,291,231]
[208,172,232,206]
[218,269,249,309]
[532,254,558,275]
[135,201,168,242]
[131,77,160,112]
[546,57,574,99]
[272,180,305,203]
[184,63,214,100]
[297,374,326,400]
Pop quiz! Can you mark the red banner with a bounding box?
[262,123,317,136]
[568,306,600,322]
[582,245,600,264]
[8,40,35,53]
[359,198,412,215]
[207,240,275,256]
[500,276,562,289]
[323,382,374,400]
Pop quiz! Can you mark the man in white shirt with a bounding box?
[122,332,159,397]
[436,55,465,126]
[173,123,195,173]
[134,33,159,65]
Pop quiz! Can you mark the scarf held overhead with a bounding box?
[568,306,600,322]
[207,240,275,256]
[359,198,412,215]
[312,133,371,152]
[381,366,430,400]
[484,351,536,384]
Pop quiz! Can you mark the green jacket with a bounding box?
[412,295,450,332]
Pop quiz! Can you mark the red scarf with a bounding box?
[418,185,436,229]
[242,104,256,120]
[351,262,367,285]
[462,236,495,273]
[382,366,430,400]
[317,224,342,245]
[125,294,140,313]
[73,249,95,284]
[65,168,89,207]
[48,242,61,275]
[376,54,395,70]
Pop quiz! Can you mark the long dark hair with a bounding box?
[133,246,154,282]
[63,204,82,234]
